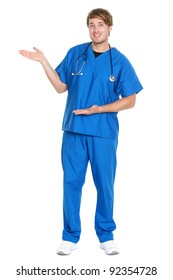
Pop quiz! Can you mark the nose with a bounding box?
[93,26,99,34]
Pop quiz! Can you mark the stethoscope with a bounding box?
[72,42,116,82]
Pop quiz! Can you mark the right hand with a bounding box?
[19,47,45,63]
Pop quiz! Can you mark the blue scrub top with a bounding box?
[55,43,143,139]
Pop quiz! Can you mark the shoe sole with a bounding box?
[100,246,120,255]
[106,250,119,255]
[57,245,77,255]
[57,251,71,255]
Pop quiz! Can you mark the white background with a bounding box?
[0,0,172,279]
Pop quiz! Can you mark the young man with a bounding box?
[19,8,143,255]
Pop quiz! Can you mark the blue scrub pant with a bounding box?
[61,131,118,243]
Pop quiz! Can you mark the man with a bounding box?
[19,8,143,255]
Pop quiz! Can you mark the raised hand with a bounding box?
[19,47,45,63]
[19,46,67,93]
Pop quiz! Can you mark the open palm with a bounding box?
[19,47,44,62]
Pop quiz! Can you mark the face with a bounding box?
[88,17,112,45]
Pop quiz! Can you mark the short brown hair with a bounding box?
[87,8,113,27]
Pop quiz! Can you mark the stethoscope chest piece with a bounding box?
[109,74,116,82]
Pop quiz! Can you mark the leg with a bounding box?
[87,136,118,243]
[61,132,88,243]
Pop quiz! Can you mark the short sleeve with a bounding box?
[55,57,67,84]
[118,58,143,98]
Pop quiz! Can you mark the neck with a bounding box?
[92,41,109,52]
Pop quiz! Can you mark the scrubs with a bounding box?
[55,42,143,243]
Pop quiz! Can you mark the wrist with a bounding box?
[98,105,105,113]
[40,57,48,66]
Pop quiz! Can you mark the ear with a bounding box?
[109,25,113,32]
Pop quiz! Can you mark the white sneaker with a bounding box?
[57,241,77,255]
[100,240,120,255]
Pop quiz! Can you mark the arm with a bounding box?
[73,94,136,115]
[19,47,67,94]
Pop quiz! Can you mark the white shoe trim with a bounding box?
[57,241,77,255]
[100,240,120,255]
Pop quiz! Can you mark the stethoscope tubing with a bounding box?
[72,41,115,82]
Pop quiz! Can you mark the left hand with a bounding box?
[73,105,100,115]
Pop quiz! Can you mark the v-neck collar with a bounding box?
[88,43,110,61]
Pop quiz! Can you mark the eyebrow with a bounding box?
[89,21,105,25]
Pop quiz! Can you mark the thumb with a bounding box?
[33,47,41,52]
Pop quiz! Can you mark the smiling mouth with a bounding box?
[93,34,100,38]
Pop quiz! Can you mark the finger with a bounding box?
[73,110,90,115]
[33,46,41,52]
[73,109,87,113]
[19,50,32,58]
[19,50,28,54]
